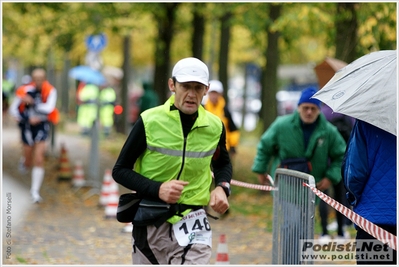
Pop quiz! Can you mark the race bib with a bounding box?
[173,209,212,247]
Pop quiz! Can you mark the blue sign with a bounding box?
[85,33,107,52]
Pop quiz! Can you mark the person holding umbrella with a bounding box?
[342,120,396,265]
[312,50,397,265]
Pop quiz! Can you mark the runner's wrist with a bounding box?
[216,182,231,197]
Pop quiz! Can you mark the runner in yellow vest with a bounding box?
[113,57,232,264]
[77,84,99,135]
[99,86,116,136]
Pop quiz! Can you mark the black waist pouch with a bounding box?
[279,157,312,173]
[133,199,175,228]
[116,193,141,223]
[133,199,202,228]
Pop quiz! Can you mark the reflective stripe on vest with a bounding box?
[147,145,216,158]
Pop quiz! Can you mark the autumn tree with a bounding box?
[151,3,180,103]
[191,3,206,59]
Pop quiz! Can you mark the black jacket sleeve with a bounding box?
[112,116,162,199]
[211,124,233,185]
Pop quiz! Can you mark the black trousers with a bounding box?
[319,179,351,236]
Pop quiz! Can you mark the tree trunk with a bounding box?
[335,3,358,63]
[153,3,179,104]
[260,4,281,131]
[218,12,232,102]
[208,19,217,78]
[116,35,130,135]
[61,53,71,114]
[191,4,205,60]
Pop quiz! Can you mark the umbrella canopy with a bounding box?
[69,65,106,86]
[312,50,397,136]
[314,57,347,88]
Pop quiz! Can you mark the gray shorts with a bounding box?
[132,222,212,264]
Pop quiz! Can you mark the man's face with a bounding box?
[32,70,46,90]
[168,78,208,115]
[298,103,320,124]
[208,91,220,105]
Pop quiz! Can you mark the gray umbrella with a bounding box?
[312,50,397,136]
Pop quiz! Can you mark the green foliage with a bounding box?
[2,3,396,71]
[356,3,397,55]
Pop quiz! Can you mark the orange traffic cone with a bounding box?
[215,234,230,265]
[104,178,119,219]
[99,169,113,207]
[72,160,85,187]
[58,143,72,181]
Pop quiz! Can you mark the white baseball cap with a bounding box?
[208,80,224,94]
[172,57,209,86]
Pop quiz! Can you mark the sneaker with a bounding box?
[121,223,133,233]
[318,234,332,245]
[18,157,28,174]
[344,230,351,239]
[327,221,338,231]
[31,192,43,203]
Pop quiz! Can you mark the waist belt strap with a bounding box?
[153,204,203,228]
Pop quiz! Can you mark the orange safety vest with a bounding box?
[16,81,60,125]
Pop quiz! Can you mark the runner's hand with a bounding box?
[21,94,34,105]
[209,187,229,214]
[159,180,189,204]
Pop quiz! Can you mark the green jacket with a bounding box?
[252,111,346,185]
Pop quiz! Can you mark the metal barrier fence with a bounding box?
[272,168,316,265]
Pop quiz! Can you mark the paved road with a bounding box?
[2,173,32,237]
[2,122,273,265]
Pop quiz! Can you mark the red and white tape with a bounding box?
[211,171,276,191]
[303,182,397,251]
[231,179,277,192]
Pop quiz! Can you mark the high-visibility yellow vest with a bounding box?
[99,87,116,104]
[137,94,223,224]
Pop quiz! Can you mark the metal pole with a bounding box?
[83,94,101,199]
[50,123,55,155]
